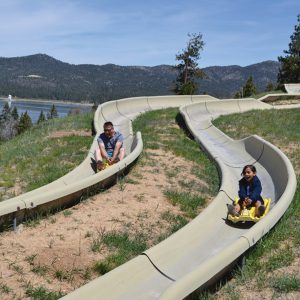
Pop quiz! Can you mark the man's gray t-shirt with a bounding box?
[97,131,124,157]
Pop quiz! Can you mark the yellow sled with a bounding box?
[97,160,110,173]
[228,198,271,223]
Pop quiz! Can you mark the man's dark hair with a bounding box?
[104,121,113,127]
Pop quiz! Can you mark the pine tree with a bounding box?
[234,91,242,99]
[278,14,300,85]
[18,111,33,134]
[265,82,274,92]
[0,102,11,121]
[49,104,58,119]
[92,102,98,111]
[37,110,46,124]
[243,76,257,97]
[173,33,206,95]
[11,107,19,121]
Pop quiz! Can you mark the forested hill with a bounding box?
[0,54,280,102]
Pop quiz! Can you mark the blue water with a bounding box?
[0,98,92,123]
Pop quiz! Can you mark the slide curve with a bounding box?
[0,95,297,299]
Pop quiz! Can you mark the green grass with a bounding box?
[164,190,206,218]
[93,231,148,275]
[160,211,189,235]
[213,108,300,296]
[90,228,105,253]
[63,210,73,217]
[25,254,37,265]
[265,246,294,271]
[25,284,64,300]
[55,270,70,281]
[93,212,188,275]
[31,264,49,276]
[270,275,300,293]
[24,218,41,228]
[0,112,93,201]
[11,263,24,275]
[0,282,11,294]
[253,90,283,99]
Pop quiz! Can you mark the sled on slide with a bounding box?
[227,198,271,223]
[96,160,110,172]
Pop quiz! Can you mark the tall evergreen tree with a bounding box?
[243,76,257,97]
[265,82,274,92]
[47,104,58,119]
[234,91,242,99]
[37,110,46,124]
[278,14,300,86]
[0,102,11,121]
[11,107,19,121]
[18,111,33,134]
[173,33,206,95]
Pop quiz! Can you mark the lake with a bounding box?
[0,98,92,123]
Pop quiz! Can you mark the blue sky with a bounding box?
[0,0,299,67]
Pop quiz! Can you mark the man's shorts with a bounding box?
[107,150,113,158]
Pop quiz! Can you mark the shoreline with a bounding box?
[0,96,93,107]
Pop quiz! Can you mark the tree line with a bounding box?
[0,104,58,142]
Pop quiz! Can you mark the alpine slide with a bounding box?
[0,84,299,299]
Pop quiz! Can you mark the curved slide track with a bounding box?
[0,95,297,299]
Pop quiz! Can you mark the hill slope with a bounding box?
[0,54,280,102]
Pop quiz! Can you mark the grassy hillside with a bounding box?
[0,113,94,201]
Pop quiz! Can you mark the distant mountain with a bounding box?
[0,54,280,102]
[200,61,280,97]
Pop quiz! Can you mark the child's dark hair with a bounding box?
[241,164,256,175]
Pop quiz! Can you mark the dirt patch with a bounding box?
[0,148,211,299]
[48,130,92,139]
[271,98,300,105]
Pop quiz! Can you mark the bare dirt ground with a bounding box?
[272,98,300,105]
[0,147,211,300]
[48,130,92,138]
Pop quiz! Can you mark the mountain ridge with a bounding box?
[0,54,280,102]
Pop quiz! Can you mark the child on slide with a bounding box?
[228,165,266,217]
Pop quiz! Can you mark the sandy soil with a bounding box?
[272,99,300,105]
[0,147,210,299]
[48,130,92,138]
